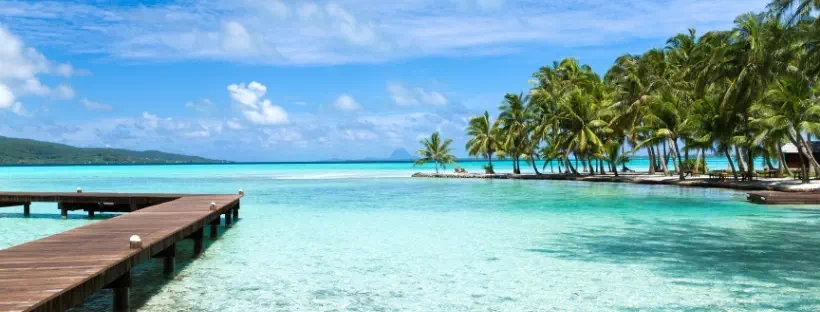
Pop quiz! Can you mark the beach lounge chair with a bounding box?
[708,170,727,182]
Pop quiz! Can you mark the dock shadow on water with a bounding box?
[527,211,820,310]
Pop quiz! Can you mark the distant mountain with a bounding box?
[0,136,226,165]
[388,148,414,160]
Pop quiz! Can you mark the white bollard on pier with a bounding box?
[129,235,142,249]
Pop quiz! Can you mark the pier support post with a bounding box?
[210,218,219,240]
[23,202,30,217]
[232,203,239,220]
[88,210,95,218]
[224,211,232,228]
[59,202,67,219]
[105,271,131,312]
[191,228,204,257]
[155,244,176,278]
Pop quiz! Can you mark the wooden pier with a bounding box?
[0,191,243,312]
[747,191,820,205]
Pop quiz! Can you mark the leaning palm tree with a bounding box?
[754,73,820,183]
[466,111,500,173]
[414,132,457,173]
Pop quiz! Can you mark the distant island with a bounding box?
[0,136,226,165]
[355,148,416,162]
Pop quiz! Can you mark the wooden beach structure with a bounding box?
[0,190,244,312]
[747,191,820,205]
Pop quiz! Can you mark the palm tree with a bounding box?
[641,91,689,179]
[715,13,794,178]
[466,111,500,173]
[755,73,820,183]
[498,93,530,174]
[554,89,607,175]
[768,0,820,25]
[414,132,457,173]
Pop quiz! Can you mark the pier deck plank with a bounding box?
[747,191,820,205]
[0,192,241,312]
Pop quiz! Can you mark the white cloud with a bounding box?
[0,25,79,114]
[226,118,243,130]
[80,97,112,111]
[185,98,217,114]
[325,3,378,46]
[55,64,74,77]
[0,83,15,109]
[387,82,448,106]
[262,0,291,18]
[22,78,49,96]
[297,3,319,19]
[142,112,160,128]
[227,81,289,125]
[221,21,253,54]
[0,1,769,65]
[54,84,74,100]
[264,127,303,144]
[342,129,377,141]
[332,94,362,111]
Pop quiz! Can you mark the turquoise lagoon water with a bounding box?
[0,161,818,311]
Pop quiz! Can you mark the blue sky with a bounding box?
[0,0,768,161]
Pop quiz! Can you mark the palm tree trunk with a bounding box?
[513,156,520,174]
[668,140,679,174]
[648,146,656,174]
[487,152,494,174]
[797,135,820,176]
[612,160,619,177]
[735,146,747,173]
[657,145,669,175]
[725,149,739,181]
[700,148,707,173]
[663,140,669,170]
[778,144,791,175]
[565,152,577,175]
[789,135,810,184]
[746,145,755,179]
[694,148,702,175]
[531,154,541,175]
[765,150,775,171]
[672,138,685,180]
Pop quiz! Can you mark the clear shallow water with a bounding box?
[1,163,818,311]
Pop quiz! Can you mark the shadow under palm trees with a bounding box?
[527,213,820,309]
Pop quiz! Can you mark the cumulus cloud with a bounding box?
[80,98,112,111]
[387,82,448,106]
[332,94,362,111]
[227,81,289,125]
[0,83,15,109]
[0,25,79,115]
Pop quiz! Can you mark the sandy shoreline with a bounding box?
[412,172,820,193]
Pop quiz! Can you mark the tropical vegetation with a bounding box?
[461,1,820,183]
[414,132,457,173]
